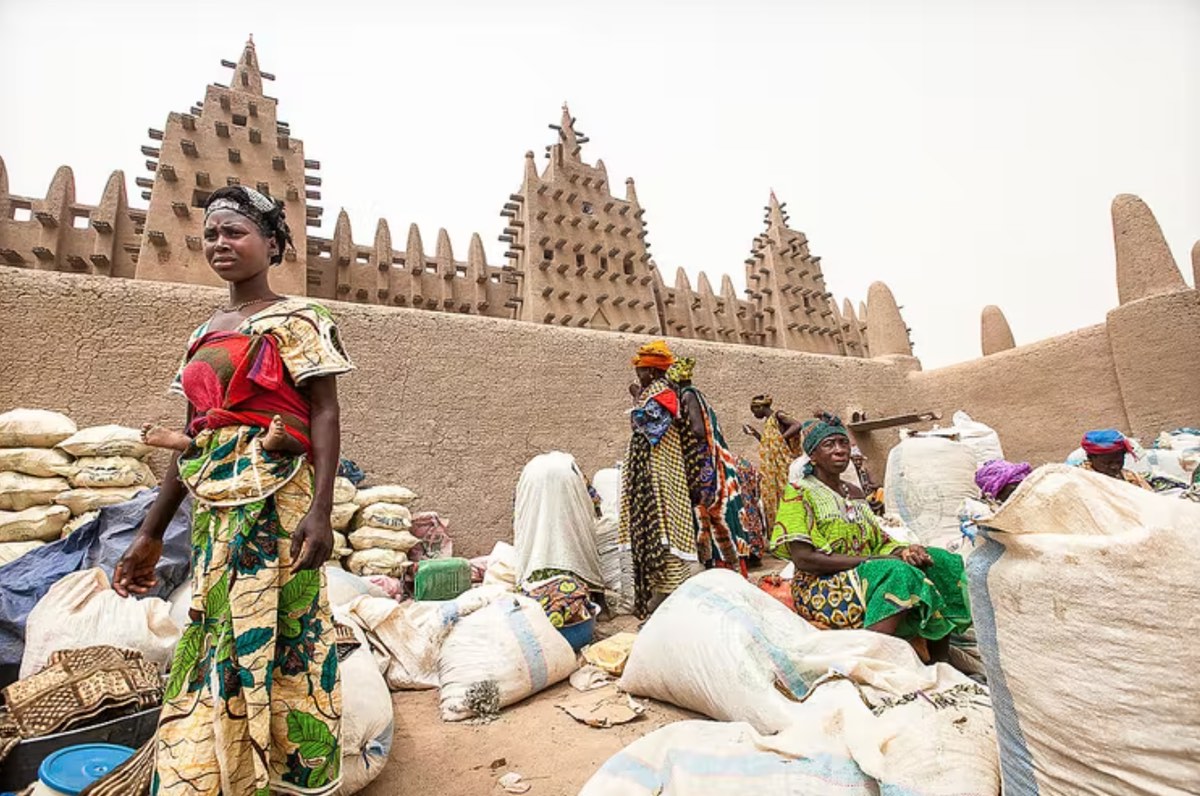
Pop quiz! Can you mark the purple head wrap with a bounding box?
[975,459,1032,499]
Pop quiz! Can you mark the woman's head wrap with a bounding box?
[204,185,293,265]
[975,459,1032,499]
[750,394,773,410]
[631,340,676,371]
[1081,429,1133,456]
[801,413,848,457]
[666,356,695,383]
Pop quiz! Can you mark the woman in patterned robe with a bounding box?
[114,186,353,795]
[619,341,698,618]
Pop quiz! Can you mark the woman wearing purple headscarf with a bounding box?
[975,459,1032,504]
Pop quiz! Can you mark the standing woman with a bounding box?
[620,341,698,617]
[114,186,353,795]
[742,395,804,532]
[666,357,749,574]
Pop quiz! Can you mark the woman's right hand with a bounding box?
[113,531,163,597]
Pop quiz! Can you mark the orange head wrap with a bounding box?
[631,340,676,371]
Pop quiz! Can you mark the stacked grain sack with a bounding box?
[0,410,159,567]
[329,476,358,564]
[345,485,419,577]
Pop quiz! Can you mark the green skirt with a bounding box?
[791,548,971,641]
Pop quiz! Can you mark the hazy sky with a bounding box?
[2,0,1196,367]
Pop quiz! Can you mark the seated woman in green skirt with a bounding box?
[770,415,971,660]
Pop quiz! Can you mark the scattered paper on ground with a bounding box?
[498,772,531,793]
[556,684,646,728]
[570,664,613,691]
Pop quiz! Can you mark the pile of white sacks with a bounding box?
[330,481,420,577]
[0,409,157,566]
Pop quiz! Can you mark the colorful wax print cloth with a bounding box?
[770,476,971,642]
[619,379,697,617]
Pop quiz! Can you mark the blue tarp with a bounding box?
[0,489,192,667]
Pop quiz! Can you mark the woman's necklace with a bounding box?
[220,294,280,313]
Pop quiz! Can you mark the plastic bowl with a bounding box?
[558,602,600,652]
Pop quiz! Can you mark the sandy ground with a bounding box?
[359,615,699,796]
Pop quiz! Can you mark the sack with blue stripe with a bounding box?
[438,594,577,721]
[969,464,1200,796]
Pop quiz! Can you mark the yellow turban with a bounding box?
[631,340,676,370]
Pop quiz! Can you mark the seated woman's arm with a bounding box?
[788,539,897,576]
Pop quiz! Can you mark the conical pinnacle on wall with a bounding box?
[865,281,913,357]
[1191,241,1200,289]
[1111,194,1186,305]
[980,305,1015,356]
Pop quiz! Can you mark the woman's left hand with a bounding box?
[290,511,334,573]
[899,544,933,568]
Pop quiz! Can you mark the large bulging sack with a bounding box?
[0,447,74,478]
[0,504,71,542]
[55,456,158,489]
[339,642,394,793]
[0,409,76,448]
[621,569,960,733]
[611,570,999,794]
[346,586,509,690]
[884,436,978,553]
[21,568,182,678]
[56,425,152,459]
[0,472,71,511]
[970,464,1200,795]
[438,595,577,721]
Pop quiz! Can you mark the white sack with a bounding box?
[330,502,358,531]
[0,408,76,448]
[348,526,419,552]
[352,485,417,507]
[950,410,1004,466]
[883,436,978,553]
[346,549,410,578]
[0,447,74,477]
[339,643,394,793]
[482,541,518,590]
[333,477,358,505]
[438,595,577,721]
[582,679,998,796]
[166,580,193,630]
[513,451,606,588]
[354,502,413,532]
[0,472,71,511]
[0,504,71,543]
[56,425,152,459]
[61,510,100,537]
[21,568,182,678]
[620,569,978,734]
[969,464,1200,796]
[56,456,157,489]
[325,565,386,608]
[332,531,352,558]
[346,585,509,690]
[55,485,150,515]
[0,540,45,566]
